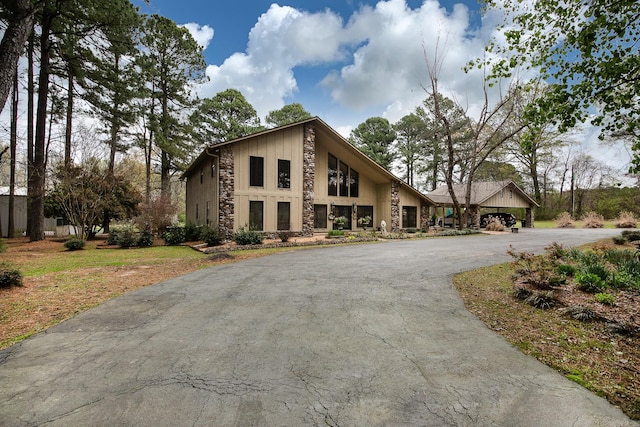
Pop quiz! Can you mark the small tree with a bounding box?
[133,194,177,234]
[49,161,141,240]
[49,162,108,241]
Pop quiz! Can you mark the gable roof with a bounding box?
[182,116,434,205]
[427,180,539,207]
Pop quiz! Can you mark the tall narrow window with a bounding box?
[402,206,417,228]
[350,169,359,197]
[328,153,337,196]
[249,201,263,231]
[314,204,327,228]
[278,159,291,189]
[200,169,204,184]
[206,202,210,226]
[211,160,216,177]
[277,202,290,230]
[250,156,264,187]
[339,161,349,196]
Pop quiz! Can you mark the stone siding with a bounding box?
[302,123,316,236]
[420,201,430,230]
[391,181,400,232]
[218,146,235,239]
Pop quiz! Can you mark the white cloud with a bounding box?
[196,0,502,123]
[181,23,214,50]
[198,4,346,118]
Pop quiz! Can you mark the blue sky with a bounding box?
[134,0,494,134]
[131,0,633,178]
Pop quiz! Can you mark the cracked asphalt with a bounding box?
[1,228,638,426]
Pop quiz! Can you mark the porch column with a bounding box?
[420,201,430,231]
[302,123,316,236]
[525,207,534,228]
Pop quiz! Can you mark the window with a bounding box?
[333,205,352,230]
[402,206,417,228]
[211,160,216,177]
[277,202,290,230]
[200,169,204,184]
[314,204,328,228]
[206,202,210,226]
[249,201,263,231]
[357,205,373,228]
[350,169,359,198]
[250,156,264,187]
[328,153,338,196]
[195,203,199,220]
[339,161,349,196]
[278,159,291,189]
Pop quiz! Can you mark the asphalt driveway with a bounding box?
[0,228,637,426]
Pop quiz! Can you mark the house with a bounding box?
[182,117,434,238]
[427,180,539,228]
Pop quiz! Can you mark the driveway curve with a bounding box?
[0,229,637,426]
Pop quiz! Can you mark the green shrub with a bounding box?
[201,227,224,247]
[234,227,263,245]
[64,237,86,251]
[575,273,606,293]
[557,263,577,277]
[582,262,610,282]
[162,227,186,245]
[137,230,154,247]
[0,263,22,288]
[612,236,626,245]
[184,223,202,242]
[326,230,345,237]
[594,292,615,305]
[621,230,640,242]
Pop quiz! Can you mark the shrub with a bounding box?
[234,227,263,245]
[614,211,637,228]
[0,263,22,288]
[485,218,505,232]
[133,195,177,234]
[582,262,610,282]
[562,305,597,322]
[327,230,345,237]
[582,211,604,228]
[64,237,86,251]
[612,236,626,245]
[201,227,224,247]
[278,231,296,242]
[555,212,575,228]
[575,273,606,293]
[557,263,577,277]
[594,292,615,305]
[525,291,556,309]
[621,230,640,242]
[162,227,186,245]
[184,223,202,242]
[137,230,154,247]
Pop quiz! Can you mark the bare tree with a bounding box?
[424,42,528,228]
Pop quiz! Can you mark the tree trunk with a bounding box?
[64,72,74,168]
[0,0,38,115]
[8,66,19,238]
[29,10,54,242]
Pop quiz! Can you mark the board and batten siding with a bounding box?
[482,186,532,208]
[185,156,219,228]
[234,125,305,232]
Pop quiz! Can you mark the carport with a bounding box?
[427,180,539,228]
